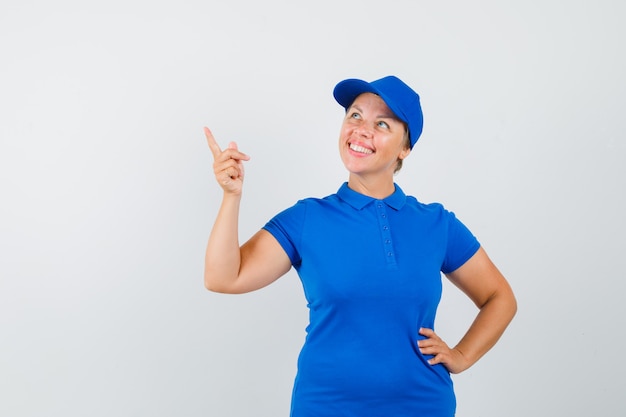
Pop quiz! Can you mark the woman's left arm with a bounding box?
[418,246,517,374]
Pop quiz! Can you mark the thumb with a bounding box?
[228,141,238,151]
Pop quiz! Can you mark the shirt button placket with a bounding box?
[376,202,396,268]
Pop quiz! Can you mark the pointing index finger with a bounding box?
[204,127,222,158]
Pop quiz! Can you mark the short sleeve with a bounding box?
[440,211,480,274]
[262,200,307,266]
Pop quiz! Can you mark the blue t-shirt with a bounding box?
[263,183,480,417]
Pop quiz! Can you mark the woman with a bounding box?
[204,75,517,416]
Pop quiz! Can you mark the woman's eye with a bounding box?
[350,112,361,119]
[377,121,389,129]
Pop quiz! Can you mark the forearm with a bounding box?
[454,287,517,370]
[204,193,243,292]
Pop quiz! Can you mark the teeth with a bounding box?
[350,143,373,154]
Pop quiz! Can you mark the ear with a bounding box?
[398,146,411,161]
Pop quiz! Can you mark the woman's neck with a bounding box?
[347,174,396,199]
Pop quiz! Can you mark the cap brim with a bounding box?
[333,79,379,109]
[333,78,408,127]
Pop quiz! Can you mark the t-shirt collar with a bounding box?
[337,182,407,211]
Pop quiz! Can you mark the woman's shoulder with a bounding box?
[273,192,338,215]
[404,194,447,213]
[293,190,342,206]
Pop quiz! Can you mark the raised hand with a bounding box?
[204,127,250,195]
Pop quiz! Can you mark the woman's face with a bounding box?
[338,93,410,180]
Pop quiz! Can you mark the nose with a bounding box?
[354,124,373,138]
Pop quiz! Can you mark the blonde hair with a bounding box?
[394,127,411,174]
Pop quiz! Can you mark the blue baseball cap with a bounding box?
[333,75,424,149]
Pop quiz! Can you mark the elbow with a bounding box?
[482,284,518,322]
[205,280,228,294]
[500,285,518,323]
[510,292,518,318]
[204,271,224,293]
[505,279,518,316]
[204,280,220,293]
[204,271,239,294]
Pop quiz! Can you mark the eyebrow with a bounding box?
[349,104,398,121]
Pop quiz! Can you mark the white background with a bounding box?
[1,1,625,416]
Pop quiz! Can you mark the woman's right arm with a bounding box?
[203,128,292,294]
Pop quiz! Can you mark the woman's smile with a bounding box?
[349,142,374,155]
